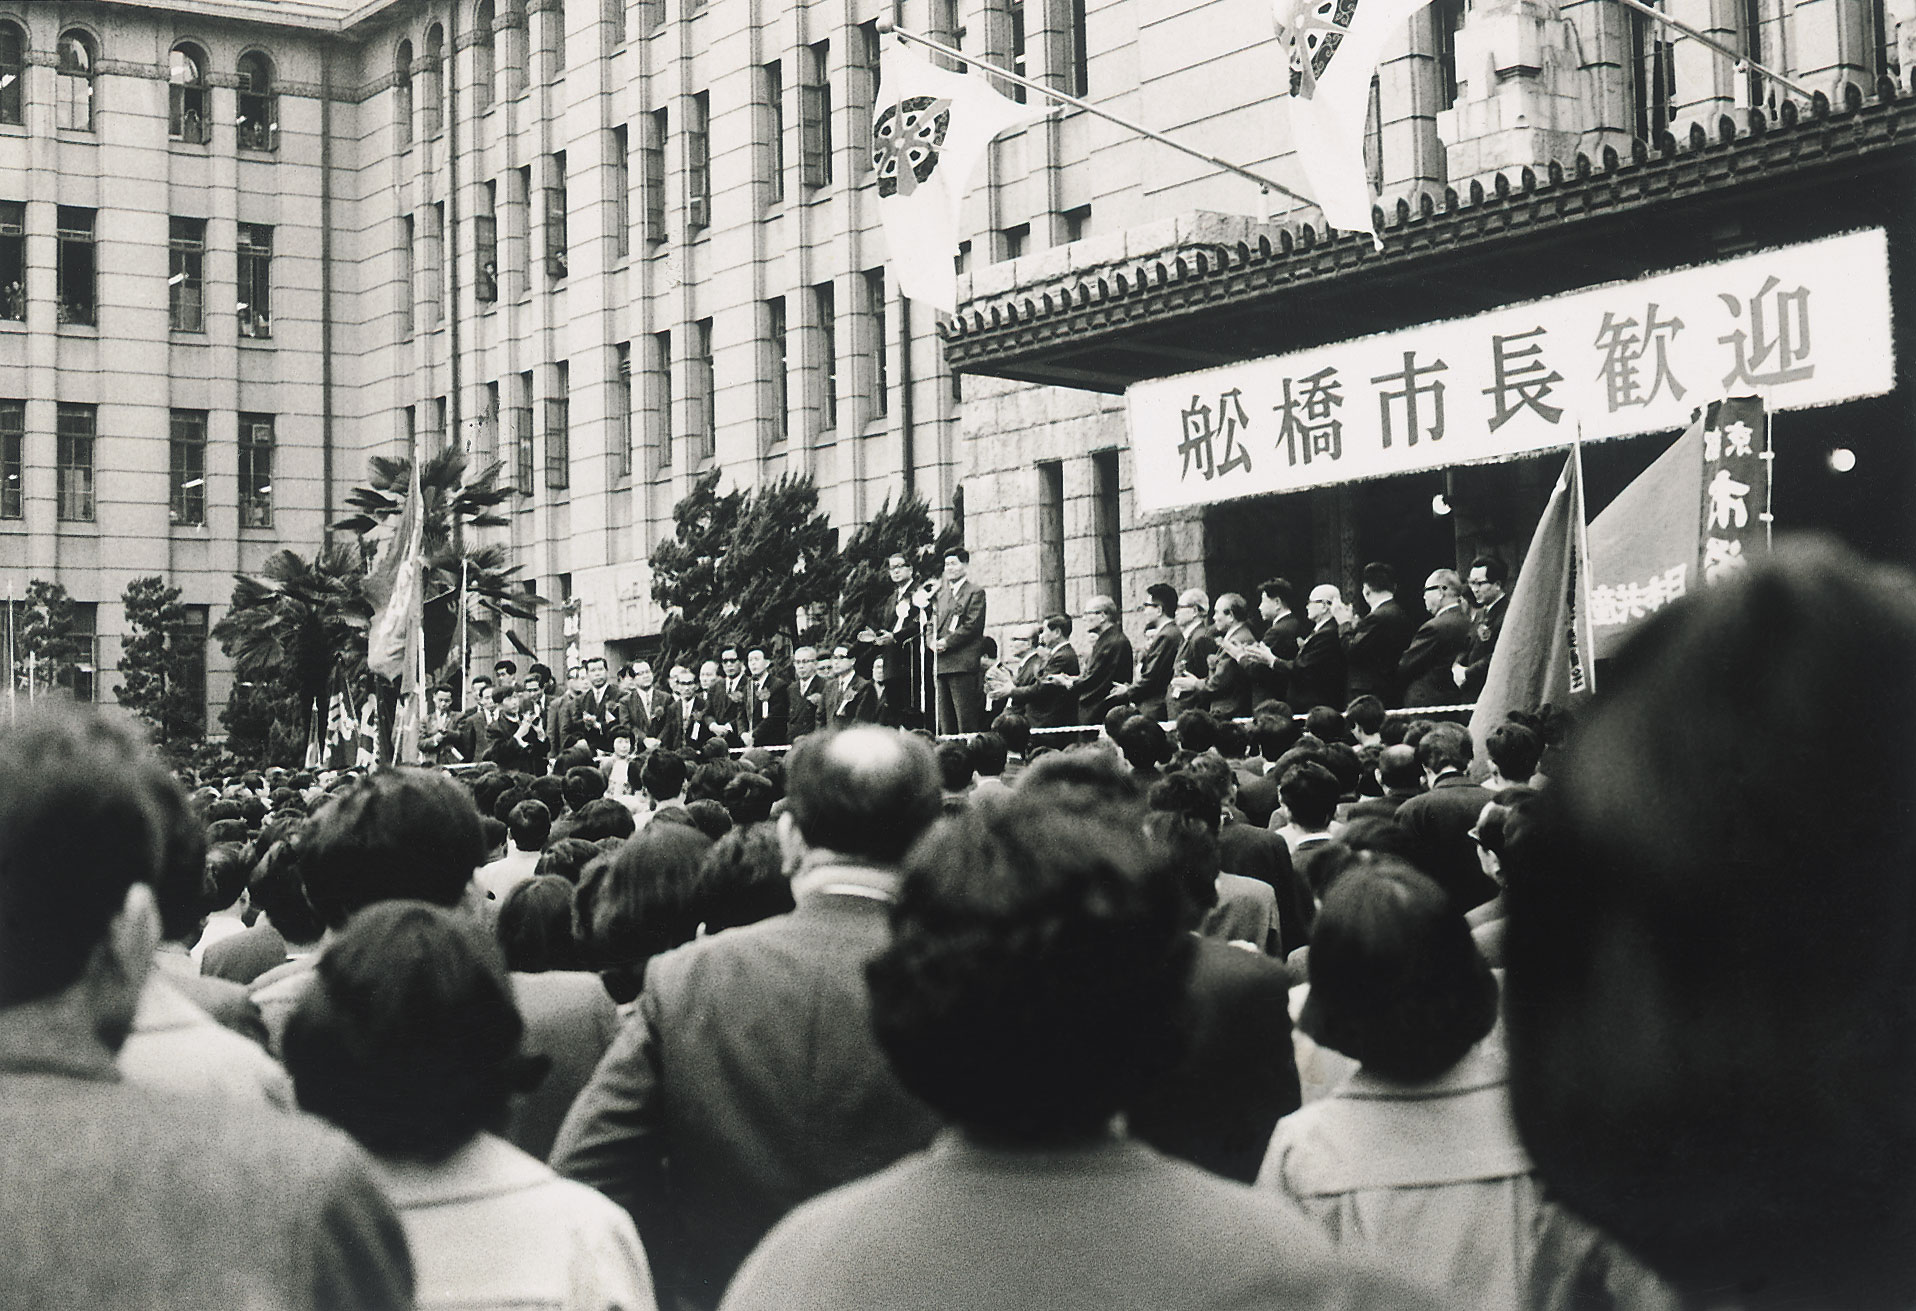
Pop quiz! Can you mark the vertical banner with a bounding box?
[1698,396,1771,588]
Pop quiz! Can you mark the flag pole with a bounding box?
[1571,428,1596,696]
[874,18,1318,209]
[1606,0,1815,99]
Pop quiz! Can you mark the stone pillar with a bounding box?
[1437,0,1593,190]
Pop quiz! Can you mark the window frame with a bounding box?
[238,413,276,529]
[238,223,274,339]
[0,201,24,322]
[169,217,206,334]
[57,31,97,134]
[169,409,208,527]
[0,398,21,520]
[56,403,96,523]
[57,207,96,327]
[686,92,711,234]
[169,45,209,144]
[0,22,24,127]
[801,42,833,189]
[546,362,571,489]
[236,51,279,152]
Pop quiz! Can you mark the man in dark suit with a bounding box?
[1006,614,1080,729]
[989,624,1046,720]
[1166,589,1218,717]
[741,646,790,748]
[620,660,671,746]
[1398,569,1473,708]
[859,553,928,726]
[1122,583,1183,722]
[558,656,624,753]
[786,646,827,739]
[0,707,415,1310]
[1283,584,1350,713]
[486,689,550,772]
[929,548,989,734]
[1346,743,1425,820]
[1249,578,1308,706]
[1392,723,1498,911]
[1203,593,1259,720]
[820,645,881,725]
[1344,562,1419,707]
[1069,596,1134,725]
[552,727,946,1308]
[654,664,711,753]
[1455,555,1511,702]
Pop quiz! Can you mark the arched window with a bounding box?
[169,44,208,143]
[422,24,445,136]
[237,52,277,150]
[395,39,414,147]
[0,22,25,127]
[56,31,96,133]
[473,0,496,110]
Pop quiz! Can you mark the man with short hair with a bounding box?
[1484,720,1542,789]
[1119,582,1183,721]
[929,547,989,734]
[1346,562,1417,706]
[478,798,551,904]
[1065,595,1134,725]
[704,655,741,746]
[621,660,669,747]
[1006,614,1080,729]
[858,552,928,724]
[1392,723,1497,911]
[1283,584,1350,713]
[741,646,790,748]
[1398,569,1473,707]
[821,644,880,725]
[558,656,623,754]
[0,708,414,1310]
[1203,593,1259,720]
[787,646,826,739]
[1453,556,1511,700]
[1166,589,1217,717]
[655,665,710,752]
[635,750,689,828]
[554,726,946,1308]
[1348,743,1424,821]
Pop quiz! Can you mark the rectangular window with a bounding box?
[652,330,673,471]
[546,363,571,489]
[1092,449,1122,606]
[762,63,785,204]
[856,23,881,169]
[513,165,533,297]
[801,42,833,189]
[169,409,207,527]
[1063,204,1091,243]
[238,413,275,528]
[643,109,668,244]
[1000,222,1029,261]
[865,268,888,418]
[766,297,789,443]
[515,370,536,494]
[546,152,569,279]
[813,281,837,431]
[612,125,632,258]
[0,399,20,519]
[174,604,209,726]
[1740,0,1765,110]
[687,92,711,233]
[57,207,96,327]
[0,29,22,126]
[168,217,205,333]
[612,343,634,479]
[431,395,448,450]
[1037,459,1065,615]
[1870,0,1901,77]
[169,70,206,143]
[1434,0,1464,108]
[934,0,969,71]
[483,380,501,463]
[607,0,629,45]
[477,181,500,301]
[67,603,97,702]
[404,404,417,454]
[1068,0,1089,96]
[1632,4,1677,138]
[238,223,273,339]
[1008,0,1028,102]
[0,202,20,321]
[549,0,568,71]
[691,318,714,461]
[56,403,96,523]
[399,214,416,336]
[638,0,665,34]
[426,204,445,325]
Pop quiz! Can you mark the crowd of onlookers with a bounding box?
[3,537,1914,1311]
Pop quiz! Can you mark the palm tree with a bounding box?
[335,449,544,677]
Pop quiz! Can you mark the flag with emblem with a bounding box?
[874,36,1048,313]
[1273,0,1433,240]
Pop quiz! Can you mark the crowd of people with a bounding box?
[4,537,1913,1311]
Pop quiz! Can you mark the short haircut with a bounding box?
[562,768,607,814]
[1174,709,1220,754]
[1257,578,1298,612]
[641,750,687,801]
[1299,859,1497,1082]
[299,769,487,929]
[1178,754,1235,812]
[496,875,582,973]
[991,711,1031,754]
[202,842,253,916]
[1425,569,1466,603]
[1377,743,1423,790]
[1142,809,1222,919]
[248,838,325,948]
[1115,715,1170,771]
[722,771,779,827]
[1044,612,1073,640]
[684,798,735,841]
[584,655,607,670]
[494,660,518,677]
[1469,556,1509,586]
[1146,582,1178,612]
[868,799,1192,1143]
[0,708,202,1007]
[783,727,941,865]
[1215,592,1250,624]
[471,674,495,689]
[568,797,637,842]
[1486,722,1543,782]
[533,837,602,884]
[969,732,1009,777]
[1415,722,1474,774]
[1360,562,1398,595]
[1213,719,1248,759]
[1017,748,1145,823]
[479,815,508,854]
[574,825,714,999]
[936,741,975,792]
[1345,695,1387,734]
[1147,771,1222,834]
[1304,706,1352,745]
[944,546,970,565]
[1251,708,1301,759]
[1177,588,1209,611]
[507,799,553,852]
[690,825,794,933]
[1279,760,1342,830]
[527,775,567,817]
[284,902,542,1163]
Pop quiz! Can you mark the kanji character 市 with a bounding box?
[1707,468,1751,531]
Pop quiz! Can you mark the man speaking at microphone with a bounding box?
[928,547,988,735]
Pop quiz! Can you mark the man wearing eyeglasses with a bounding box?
[1398,569,1473,708]
[1453,556,1511,702]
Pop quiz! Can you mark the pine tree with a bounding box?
[14,579,82,697]
[115,575,205,748]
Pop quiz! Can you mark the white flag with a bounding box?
[1274,0,1433,240]
[874,37,1047,313]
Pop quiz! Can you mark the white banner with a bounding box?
[1126,228,1894,512]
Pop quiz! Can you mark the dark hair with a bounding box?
[1415,722,1473,774]
[1485,722,1543,782]
[688,759,741,805]
[722,772,779,827]
[1304,706,1352,745]
[936,740,975,792]
[1043,612,1073,640]
[248,837,325,947]
[1146,582,1178,612]
[563,765,609,811]
[944,546,970,565]
[1213,719,1248,759]
[1360,562,1398,595]
[684,798,735,841]
[574,824,714,1001]
[1377,743,1423,790]
[206,818,250,847]
[1115,715,1170,771]
[1469,556,1509,586]
[1251,708,1301,759]
[868,799,1192,1143]
[784,727,941,865]
[1147,771,1221,834]
[1174,709,1220,754]
[202,842,252,916]
[1258,577,1297,611]
[690,825,794,933]
[1300,859,1497,1081]
[299,769,486,929]
[1279,760,1341,830]
[1142,809,1221,921]
[507,799,552,852]
[1017,748,1144,823]
[568,797,637,842]
[991,711,1031,755]
[284,902,544,1163]
[479,815,508,854]
[641,750,687,800]
[0,709,201,1007]
[533,837,602,884]
[496,875,582,973]
[528,775,567,817]
[969,732,1009,777]
[1345,695,1387,734]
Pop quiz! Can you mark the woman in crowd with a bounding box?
[283,901,655,1311]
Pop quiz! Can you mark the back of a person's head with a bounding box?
[574,824,714,997]
[1142,808,1221,921]
[527,774,567,817]
[722,771,778,827]
[690,824,795,934]
[202,842,253,917]
[991,711,1031,755]
[1279,760,1342,831]
[1250,706,1300,760]
[688,759,741,805]
[936,740,975,792]
[202,798,244,826]
[1147,770,1222,834]
[0,708,200,1009]
[554,744,595,773]
[870,798,1191,1144]
[968,732,1009,777]
[1304,706,1353,745]
[641,750,687,801]
[284,901,541,1163]
[1377,743,1422,791]
[1016,747,1144,823]
[248,838,326,947]
[1506,539,1916,1307]
[1300,858,1496,1082]
[1415,722,1473,774]
[568,797,637,842]
[1344,695,1387,735]
[1177,753,1234,811]
[1114,715,1169,771]
[1485,721,1543,782]
[563,764,608,811]
[491,786,530,824]
[300,769,486,928]
[1099,703,1132,742]
[784,726,941,865]
[684,798,734,840]
[507,798,553,852]
[533,836,602,884]
[496,875,582,973]
[1174,709,1220,754]
[205,817,249,848]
